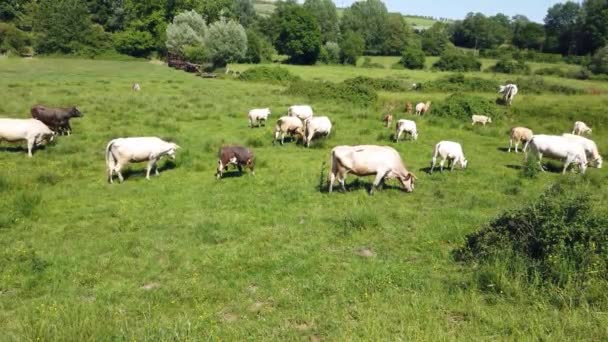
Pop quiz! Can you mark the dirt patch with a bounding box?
[246,284,258,294]
[354,247,376,258]
[141,282,160,291]
[292,320,314,332]
[221,311,239,323]
[446,310,468,325]
[249,301,266,313]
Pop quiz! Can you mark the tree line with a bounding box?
[0,0,607,72]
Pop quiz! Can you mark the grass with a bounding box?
[0,56,607,339]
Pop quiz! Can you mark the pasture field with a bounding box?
[1,57,607,340]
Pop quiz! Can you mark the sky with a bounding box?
[333,0,570,22]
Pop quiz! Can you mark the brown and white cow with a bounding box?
[216,146,255,179]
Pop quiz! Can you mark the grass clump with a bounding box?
[489,58,531,75]
[238,66,300,83]
[285,80,377,107]
[433,92,502,121]
[455,183,608,305]
[421,73,497,93]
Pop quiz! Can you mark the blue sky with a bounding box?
[333,0,569,22]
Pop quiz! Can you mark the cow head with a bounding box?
[70,107,83,117]
[399,172,416,193]
[488,117,492,123]
[166,143,180,160]
[460,158,469,169]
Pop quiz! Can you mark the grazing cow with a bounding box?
[0,118,55,157]
[288,105,313,121]
[132,83,141,91]
[328,145,416,194]
[524,135,588,174]
[509,127,533,153]
[499,84,518,106]
[216,146,255,179]
[430,141,468,173]
[105,137,180,183]
[248,108,271,128]
[471,114,492,126]
[572,121,592,135]
[31,105,83,136]
[273,116,304,145]
[395,119,418,142]
[406,102,413,114]
[304,116,332,148]
[415,101,431,115]
[383,114,393,128]
[562,133,602,168]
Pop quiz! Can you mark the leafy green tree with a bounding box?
[433,48,481,71]
[400,41,425,69]
[233,0,256,28]
[303,0,339,43]
[0,0,29,22]
[114,29,156,57]
[0,22,31,54]
[340,0,389,54]
[512,22,545,51]
[589,45,608,74]
[339,30,364,65]
[318,41,340,64]
[381,13,413,55]
[544,2,582,55]
[271,1,321,65]
[579,0,608,55]
[242,29,275,63]
[204,19,248,67]
[451,12,511,50]
[422,22,451,56]
[165,10,207,55]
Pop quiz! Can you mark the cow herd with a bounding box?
[0,82,602,192]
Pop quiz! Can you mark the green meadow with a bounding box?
[0,57,607,340]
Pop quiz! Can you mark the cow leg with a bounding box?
[66,122,72,136]
[562,156,573,174]
[395,130,401,142]
[450,159,456,172]
[27,138,34,157]
[430,158,436,174]
[237,164,243,174]
[370,171,388,195]
[537,153,546,172]
[115,165,124,183]
[439,158,446,172]
[154,162,160,176]
[146,160,155,180]
[108,167,114,184]
[281,133,285,145]
[328,172,336,193]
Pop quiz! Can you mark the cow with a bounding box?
[304,116,332,148]
[132,83,141,91]
[105,137,180,183]
[562,133,602,168]
[572,121,592,136]
[0,118,55,157]
[216,146,255,179]
[328,145,416,195]
[288,105,313,121]
[383,114,393,128]
[509,127,533,153]
[499,84,518,106]
[273,116,304,145]
[395,119,418,142]
[471,115,492,126]
[524,135,588,174]
[31,105,83,136]
[415,101,431,115]
[248,108,271,128]
[406,102,413,114]
[430,141,468,173]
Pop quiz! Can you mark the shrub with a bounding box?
[238,66,300,83]
[433,49,481,72]
[0,23,31,55]
[165,10,206,55]
[422,74,497,93]
[360,57,385,69]
[433,92,501,121]
[534,67,567,78]
[589,46,608,75]
[343,76,408,92]
[204,19,248,67]
[183,45,208,64]
[242,30,275,64]
[400,44,425,70]
[271,2,321,65]
[490,58,531,74]
[339,31,364,65]
[318,41,340,64]
[455,183,608,293]
[514,76,583,95]
[285,80,377,107]
[114,29,156,57]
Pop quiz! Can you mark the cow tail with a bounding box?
[432,143,440,160]
[105,140,116,171]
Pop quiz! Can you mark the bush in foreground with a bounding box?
[433,92,501,121]
[285,80,377,107]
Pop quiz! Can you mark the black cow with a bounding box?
[216,146,255,179]
[31,105,83,135]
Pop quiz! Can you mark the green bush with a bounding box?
[589,46,608,75]
[490,58,531,74]
[433,92,501,121]
[343,76,408,92]
[534,67,567,77]
[433,49,481,72]
[422,74,497,93]
[113,29,156,57]
[238,66,300,83]
[204,19,248,67]
[242,30,275,64]
[455,183,608,294]
[360,57,385,69]
[515,76,583,95]
[339,31,364,65]
[318,41,340,64]
[400,44,425,69]
[285,80,377,107]
[0,23,31,55]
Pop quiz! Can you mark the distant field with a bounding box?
[1,57,607,340]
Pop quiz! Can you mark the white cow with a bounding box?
[248,108,271,128]
[430,141,468,173]
[524,135,587,174]
[572,121,592,136]
[509,127,533,153]
[395,119,418,142]
[288,105,313,121]
[415,101,431,115]
[328,145,416,194]
[273,116,304,145]
[471,115,492,126]
[132,83,141,91]
[0,118,55,157]
[105,137,180,183]
[562,133,602,168]
[499,84,518,105]
[304,116,332,147]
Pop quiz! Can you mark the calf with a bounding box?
[216,146,255,179]
[273,116,304,145]
[105,137,180,183]
[0,118,55,157]
[415,101,431,115]
[248,108,271,128]
[525,135,587,174]
[132,83,141,91]
[406,102,413,114]
[304,116,332,148]
[383,114,393,128]
[31,105,83,136]
[509,127,533,153]
[572,121,592,135]
[395,119,418,142]
[471,115,492,126]
[430,141,468,173]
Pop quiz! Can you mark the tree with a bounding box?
[589,45,608,74]
[0,22,31,54]
[271,1,321,65]
[400,41,425,69]
[339,30,364,65]
[303,0,339,43]
[318,41,340,64]
[544,2,582,55]
[512,22,545,51]
[204,19,248,67]
[579,0,608,55]
[233,0,256,28]
[114,29,156,57]
[381,13,413,55]
[433,48,481,72]
[165,10,206,55]
[242,29,275,63]
[340,0,389,54]
[422,22,451,56]
[451,12,510,50]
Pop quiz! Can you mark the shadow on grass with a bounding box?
[121,161,177,180]
[322,178,404,194]
[506,164,523,170]
[497,147,510,153]
[507,162,565,174]
[0,145,50,154]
